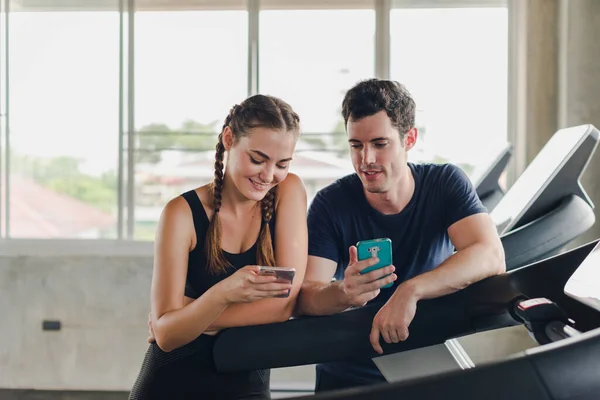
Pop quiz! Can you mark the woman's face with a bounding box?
[224,126,297,202]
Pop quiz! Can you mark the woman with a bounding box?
[129,95,308,399]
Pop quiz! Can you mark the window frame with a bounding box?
[0,0,510,247]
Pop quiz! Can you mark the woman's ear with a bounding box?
[222,126,235,150]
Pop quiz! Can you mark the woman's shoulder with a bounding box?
[161,184,212,224]
[275,173,307,208]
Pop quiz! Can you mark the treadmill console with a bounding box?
[491,124,599,234]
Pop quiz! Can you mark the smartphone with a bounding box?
[356,238,393,289]
[258,266,295,298]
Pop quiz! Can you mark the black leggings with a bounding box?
[129,335,270,400]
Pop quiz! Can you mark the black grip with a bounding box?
[213,296,473,372]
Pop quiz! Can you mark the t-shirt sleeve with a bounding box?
[443,164,488,229]
[307,190,341,264]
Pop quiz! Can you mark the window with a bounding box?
[0,1,510,241]
[259,8,375,203]
[390,6,508,177]
[8,6,120,238]
[133,9,248,240]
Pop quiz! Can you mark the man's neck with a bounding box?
[363,167,415,215]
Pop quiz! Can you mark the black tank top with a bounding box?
[181,190,276,299]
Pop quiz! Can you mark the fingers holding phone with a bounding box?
[257,266,295,298]
[216,265,294,304]
[342,240,397,307]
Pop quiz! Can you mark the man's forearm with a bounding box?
[297,280,352,316]
[404,243,505,301]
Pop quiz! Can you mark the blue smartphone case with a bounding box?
[356,238,393,289]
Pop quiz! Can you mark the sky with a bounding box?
[5,7,508,176]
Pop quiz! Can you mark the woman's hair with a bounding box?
[206,95,300,274]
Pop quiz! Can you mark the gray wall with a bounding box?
[0,245,316,393]
[0,251,153,390]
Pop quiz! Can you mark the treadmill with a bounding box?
[292,239,600,400]
[212,124,600,396]
[493,124,598,271]
[472,143,512,212]
[213,238,600,399]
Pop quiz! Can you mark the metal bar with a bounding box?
[444,338,476,369]
[117,0,125,239]
[247,0,259,96]
[127,0,135,239]
[375,0,390,79]
[4,0,9,237]
[506,0,527,185]
[557,0,569,129]
[0,0,5,237]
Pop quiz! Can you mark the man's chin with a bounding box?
[364,183,387,194]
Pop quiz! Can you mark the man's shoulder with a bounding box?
[314,173,361,202]
[412,162,468,185]
[308,174,362,222]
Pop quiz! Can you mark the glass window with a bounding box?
[8,7,120,238]
[259,8,375,203]
[390,7,508,178]
[134,9,248,240]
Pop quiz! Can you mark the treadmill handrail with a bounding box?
[213,240,600,373]
[213,275,523,372]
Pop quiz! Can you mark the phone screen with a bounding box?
[258,267,295,297]
[356,238,393,289]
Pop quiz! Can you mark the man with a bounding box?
[297,78,505,392]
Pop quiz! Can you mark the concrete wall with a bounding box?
[0,246,153,391]
[0,242,317,393]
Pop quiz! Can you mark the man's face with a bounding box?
[347,111,417,194]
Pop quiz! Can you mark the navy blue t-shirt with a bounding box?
[307,162,487,384]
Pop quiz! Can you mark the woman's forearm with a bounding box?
[153,286,228,352]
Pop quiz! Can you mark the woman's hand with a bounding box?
[216,265,292,304]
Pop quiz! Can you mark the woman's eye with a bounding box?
[250,157,262,165]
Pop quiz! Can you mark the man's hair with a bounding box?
[341,79,416,139]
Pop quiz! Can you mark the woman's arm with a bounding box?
[150,196,229,352]
[206,173,309,330]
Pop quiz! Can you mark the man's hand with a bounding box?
[369,283,419,354]
[342,246,397,307]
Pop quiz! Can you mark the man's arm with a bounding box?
[402,212,505,300]
[369,212,505,353]
[297,256,348,315]
[298,250,396,316]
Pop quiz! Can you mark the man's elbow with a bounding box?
[489,242,506,275]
